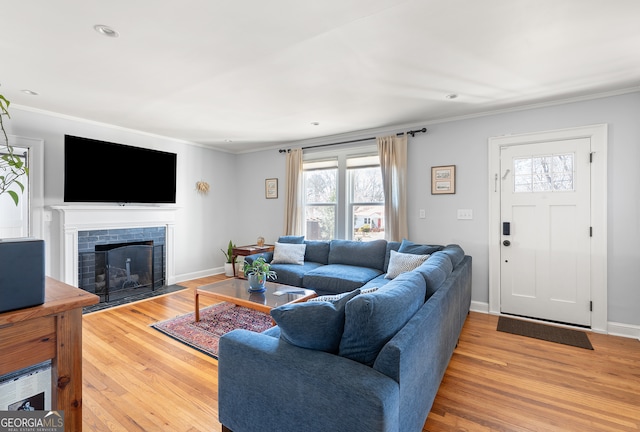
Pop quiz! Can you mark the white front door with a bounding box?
[500,138,591,326]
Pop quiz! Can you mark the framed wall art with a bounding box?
[265,178,278,199]
[431,165,456,194]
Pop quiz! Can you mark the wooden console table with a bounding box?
[231,244,275,277]
[0,277,99,432]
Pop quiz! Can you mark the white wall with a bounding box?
[234,149,286,246]
[6,91,639,328]
[6,107,239,283]
[234,91,640,328]
[404,91,639,327]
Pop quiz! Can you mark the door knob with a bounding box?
[503,240,511,246]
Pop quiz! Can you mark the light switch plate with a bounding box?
[457,209,473,220]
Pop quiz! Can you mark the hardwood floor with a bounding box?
[82,276,640,431]
[424,313,640,432]
[82,275,224,432]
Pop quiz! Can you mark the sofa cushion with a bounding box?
[339,271,426,366]
[383,241,401,272]
[440,244,465,267]
[270,288,360,353]
[304,240,330,264]
[398,239,442,256]
[361,273,392,291]
[272,242,306,265]
[271,262,324,287]
[278,235,305,244]
[328,239,387,271]
[262,325,281,338]
[385,250,430,279]
[414,251,453,300]
[303,264,383,295]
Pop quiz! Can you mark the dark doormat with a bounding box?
[497,316,593,350]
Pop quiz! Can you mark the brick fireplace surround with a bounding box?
[50,205,177,288]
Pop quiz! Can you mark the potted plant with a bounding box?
[242,256,276,292]
[0,95,29,206]
[0,94,44,314]
[220,240,236,277]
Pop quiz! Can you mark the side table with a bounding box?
[231,244,275,277]
[0,277,99,431]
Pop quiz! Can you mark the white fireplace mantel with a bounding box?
[50,205,178,287]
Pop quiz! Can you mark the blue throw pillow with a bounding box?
[398,239,442,256]
[339,271,426,366]
[270,289,360,353]
[278,235,305,244]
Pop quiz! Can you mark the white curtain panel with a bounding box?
[283,148,304,235]
[377,134,408,241]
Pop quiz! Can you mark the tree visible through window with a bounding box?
[304,160,337,241]
[513,153,575,193]
[349,159,384,241]
[303,151,384,241]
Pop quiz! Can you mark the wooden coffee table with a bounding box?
[194,278,316,321]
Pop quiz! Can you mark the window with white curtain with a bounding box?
[303,147,384,241]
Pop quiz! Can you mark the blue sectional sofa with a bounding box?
[241,236,444,295]
[218,238,472,432]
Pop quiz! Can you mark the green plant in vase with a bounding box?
[243,256,276,292]
[220,240,236,277]
[0,95,29,205]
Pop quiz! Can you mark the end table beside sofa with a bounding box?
[218,237,472,432]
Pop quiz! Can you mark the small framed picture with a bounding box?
[265,178,278,199]
[431,165,456,194]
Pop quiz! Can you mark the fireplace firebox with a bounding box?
[95,241,153,302]
[77,227,166,303]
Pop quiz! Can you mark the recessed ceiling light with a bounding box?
[445,94,458,100]
[94,24,119,38]
[21,89,39,96]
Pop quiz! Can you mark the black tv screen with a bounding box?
[64,135,177,204]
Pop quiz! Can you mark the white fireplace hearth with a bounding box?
[50,205,177,287]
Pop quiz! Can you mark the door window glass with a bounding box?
[513,153,574,193]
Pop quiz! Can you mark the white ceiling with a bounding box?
[2,0,639,153]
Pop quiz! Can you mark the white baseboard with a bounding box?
[175,267,223,284]
[468,301,640,340]
[607,321,640,340]
[470,301,489,313]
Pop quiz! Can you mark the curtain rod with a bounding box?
[278,127,426,153]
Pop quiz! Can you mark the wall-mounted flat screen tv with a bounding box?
[64,135,177,204]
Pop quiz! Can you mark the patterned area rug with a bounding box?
[151,302,273,359]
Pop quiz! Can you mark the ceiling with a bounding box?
[2,0,639,153]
